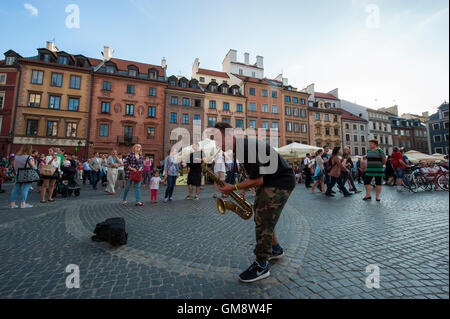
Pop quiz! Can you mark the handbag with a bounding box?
[40,157,57,177]
[130,170,143,182]
[17,156,40,183]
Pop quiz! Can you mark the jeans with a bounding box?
[326,176,351,196]
[225,171,235,184]
[10,181,32,203]
[143,170,152,185]
[165,175,177,199]
[91,170,102,188]
[82,170,91,184]
[123,179,142,202]
[344,172,358,191]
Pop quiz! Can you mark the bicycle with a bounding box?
[402,166,419,193]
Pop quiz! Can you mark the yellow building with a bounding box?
[308,100,342,148]
[13,45,91,155]
[202,80,246,130]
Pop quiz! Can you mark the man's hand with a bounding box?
[219,183,235,196]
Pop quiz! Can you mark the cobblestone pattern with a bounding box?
[0,182,448,299]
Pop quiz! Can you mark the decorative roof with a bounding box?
[315,92,339,101]
[197,68,229,79]
[88,57,164,75]
[232,74,270,85]
[337,108,368,122]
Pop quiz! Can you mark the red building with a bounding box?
[0,50,21,157]
[87,57,167,163]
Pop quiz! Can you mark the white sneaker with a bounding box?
[10,204,19,209]
[20,204,33,209]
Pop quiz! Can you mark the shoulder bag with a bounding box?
[17,156,40,183]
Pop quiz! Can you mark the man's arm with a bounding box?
[220,176,264,196]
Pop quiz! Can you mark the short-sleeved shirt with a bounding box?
[164,156,179,177]
[107,156,119,168]
[234,138,295,190]
[366,149,386,177]
[391,152,405,169]
[188,152,203,174]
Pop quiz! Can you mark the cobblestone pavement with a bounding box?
[0,181,448,299]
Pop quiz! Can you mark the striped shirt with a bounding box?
[366,149,386,177]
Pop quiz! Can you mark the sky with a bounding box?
[1,0,448,116]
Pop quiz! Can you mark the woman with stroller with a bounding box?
[40,147,62,203]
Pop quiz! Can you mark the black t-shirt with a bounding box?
[188,152,203,174]
[234,138,295,190]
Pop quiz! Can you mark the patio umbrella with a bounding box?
[404,150,437,163]
[277,143,322,159]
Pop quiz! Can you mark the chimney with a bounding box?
[244,52,249,65]
[229,49,237,62]
[46,41,59,53]
[256,55,264,69]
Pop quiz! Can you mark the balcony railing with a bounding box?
[117,136,139,145]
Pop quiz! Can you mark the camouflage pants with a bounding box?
[253,187,293,262]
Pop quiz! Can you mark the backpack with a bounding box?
[92,217,128,247]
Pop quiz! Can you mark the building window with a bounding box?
[147,127,155,139]
[28,93,41,107]
[249,102,256,112]
[362,147,366,154]
[315,113,320,120]
[262,121,269,130]
[434,135,442,142]
[262,104,269,113]
[286,122,292,132]
[6,57,16,65]
[149,71,157,79]
[0,73,6,85]
[49,96,61,109]
[199,77,205,83]
[68,98,80,111]
[249,88,256,96]
[361,125,365,131]
[333,115,338,122]
[361,135,365,142]
[101,102,110,113]
[237,104,243,112]
[294,123,299,133]
[301,124,307,133]
[354,135,358,142]
[325,128,330,136]
[106,65,115,73]
[222,118,230,123]
[285,106,291,116]
[394,129,398,135]
[149,87,156,96]
[249,120,256,128]
[252,72,256,77]
[51,73,63,87]
[406,130,410,136]
[0,92,4,109]
[171,96,178,105]
[66,123,78,138]
[129,69,137,77]
[262,90,268,97]
[26,119,39,136]
[300,109,306,118]
[334,128,339,136]
[125,104,134,115]
[300,99,305,105]
[194,114,201,121]
[208,116,216,127]
[59,56,69,65]
[209,100,216,109]
[236,119,244,128]
[70,75,81,89]
[293,108,299,117]
[239,69,243,75]
[31,70,44,84]
[99,124,109,137]
[432,123,440,131]
[324,114,329,121]
[182,113,189,124]
[148,106,156,118]
[126,84,135,94]
[103,81,112,91]
[124,126,133,139]
[272,105,278,114]
[346,134,350,142]
[354,147,359,156]
[183,98,190,106]
[285,96,291,103]
[170,113,177,123]
[181,81,187,88]
[223,102,230,111]
[272,91,277,98]
[46,121,58,137]
[292,97,298,104]
[400,130,404,136]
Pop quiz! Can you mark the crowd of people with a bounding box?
[2,139,449,209]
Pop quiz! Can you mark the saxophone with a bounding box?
[202,162,254,220]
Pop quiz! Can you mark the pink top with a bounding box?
[144,160,151,171]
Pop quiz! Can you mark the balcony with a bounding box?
[117,136,139,146]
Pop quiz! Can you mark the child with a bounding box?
[150,170,161,203]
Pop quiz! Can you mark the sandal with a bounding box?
[363,197,372,201]
[48,199,55,202]
[136,202,144,206]
[40,200,47,203]
[122,201,127,206]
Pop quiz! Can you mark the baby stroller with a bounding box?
[54,161,81,198]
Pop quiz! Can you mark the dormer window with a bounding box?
[149,70,157,79]
[106,65,115,73]
[170,80,176,86]
[129,69,137,77]
[6,57,16,65]
[232,87,239,95]
[181,81,187,88]
[210,86,217,93]
[59,56,69,65]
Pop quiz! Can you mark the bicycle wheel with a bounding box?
[403,175,417,193]
[417,175,432,191]
[437,174,449,192]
